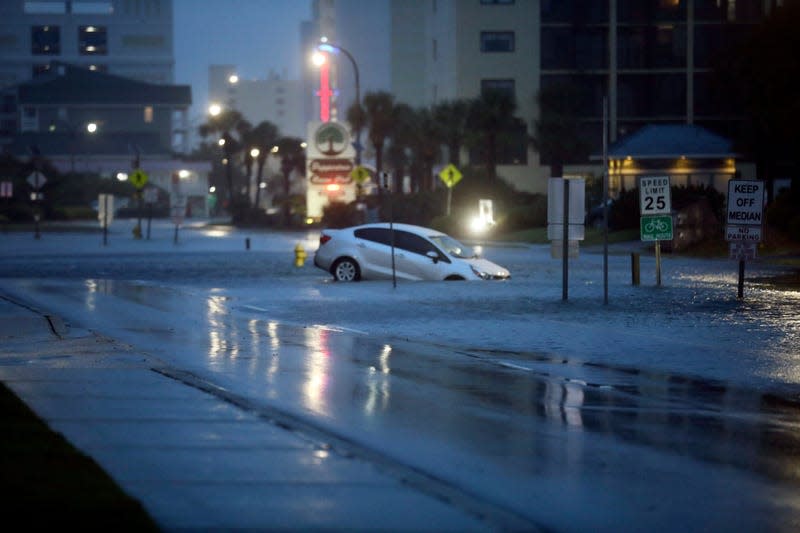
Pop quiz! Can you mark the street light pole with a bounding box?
[318,40,362,166]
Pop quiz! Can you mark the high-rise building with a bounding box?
[313,0,781,195]
[208,65,305,139]
[0,0,174,88]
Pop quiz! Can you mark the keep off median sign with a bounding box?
[726,179,765,299]
[726,179,764,241]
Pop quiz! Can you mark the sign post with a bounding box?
[639,176,672,286]
[438,164,463,216]
[129,168,148,239]
[547,178,585,300]
[726,179,764,298]
[97,193,114,246]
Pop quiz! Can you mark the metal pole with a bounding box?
[102,196,108,246]
[562,179,569,301]
[737,259,745,298]
[602,96,609,305]
[655,240,662,287]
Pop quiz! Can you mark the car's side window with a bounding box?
[355,228,391,245]
[395,231,439,257]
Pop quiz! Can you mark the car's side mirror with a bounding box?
[426,250,439,264]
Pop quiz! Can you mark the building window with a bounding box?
[87,64,108,72]
[481,79,515,99]
[24,1,66,14]
[31,26,60,55]
[144,106,153,123]
[71,1,114,14]
[79,25,107,55]
[480,31,515,53]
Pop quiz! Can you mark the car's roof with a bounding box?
[348,223,446,236]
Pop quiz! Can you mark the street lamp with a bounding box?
[315,37,362,166]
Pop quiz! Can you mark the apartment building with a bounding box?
[208,65,306,139]
[318,0,779,195]
[0,0,174,87]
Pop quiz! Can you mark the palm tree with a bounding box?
[247,121,280,212]
[466,90,517,181]
[274,137,306,227]
[409,107,442,192]
[198,109,250,219]
[386,103,416,194]
[530,83,589,178]
[433,99,470,167]
[351,91,395,179]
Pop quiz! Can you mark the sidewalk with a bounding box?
[0,295,523,531]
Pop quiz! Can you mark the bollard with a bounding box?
[631,252,640,286]
[245,237,250,250]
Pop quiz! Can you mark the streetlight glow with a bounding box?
[218,138,226,146]
[311,51,326,67]
[208,103,222,116]
[228,74,239,84]
[250,148,260,158]
[86,122,98,133]
[313,39,362,165]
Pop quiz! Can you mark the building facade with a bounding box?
[317,0,781,195]
[207,65,306,139]
[0,0,174,88]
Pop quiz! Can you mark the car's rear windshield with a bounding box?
[428,235,475,259]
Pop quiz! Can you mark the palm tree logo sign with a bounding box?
[315,122,349,156]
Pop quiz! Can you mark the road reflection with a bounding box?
[216,313,800,489]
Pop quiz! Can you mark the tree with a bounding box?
[409,107,442,192]
[246,121,280,212]
[466,90,517,181]
[359,91,395,178]
[198,109,251,220]
[274,137,306,227]
[530,82,590,178]
[386,103,416,194]
[711,1,800,202]
[433,99,470,167]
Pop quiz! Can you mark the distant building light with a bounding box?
[116,172,128,181]
[178,169,190,178]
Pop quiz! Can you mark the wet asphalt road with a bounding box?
[2,223,800,532]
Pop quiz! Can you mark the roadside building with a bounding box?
[1,62,210,216]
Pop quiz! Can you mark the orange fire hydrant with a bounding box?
[294,243,307,267]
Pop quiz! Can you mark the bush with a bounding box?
[766,187,800,242]
[2,203,35,222]
[48,205,97,220]
[322,201,362,228]
[494,196,547,232]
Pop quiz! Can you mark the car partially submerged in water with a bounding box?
[313,223,511,282]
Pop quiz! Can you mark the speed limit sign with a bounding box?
[639,176,671,215]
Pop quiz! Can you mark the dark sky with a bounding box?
[173,0,312,117]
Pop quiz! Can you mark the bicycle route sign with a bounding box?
[640,215,673,242]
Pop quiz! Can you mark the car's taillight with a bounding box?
[319,234,332,246]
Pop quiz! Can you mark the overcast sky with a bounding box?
[173,0,313,117]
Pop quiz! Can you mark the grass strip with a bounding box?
[0,382,160,531]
